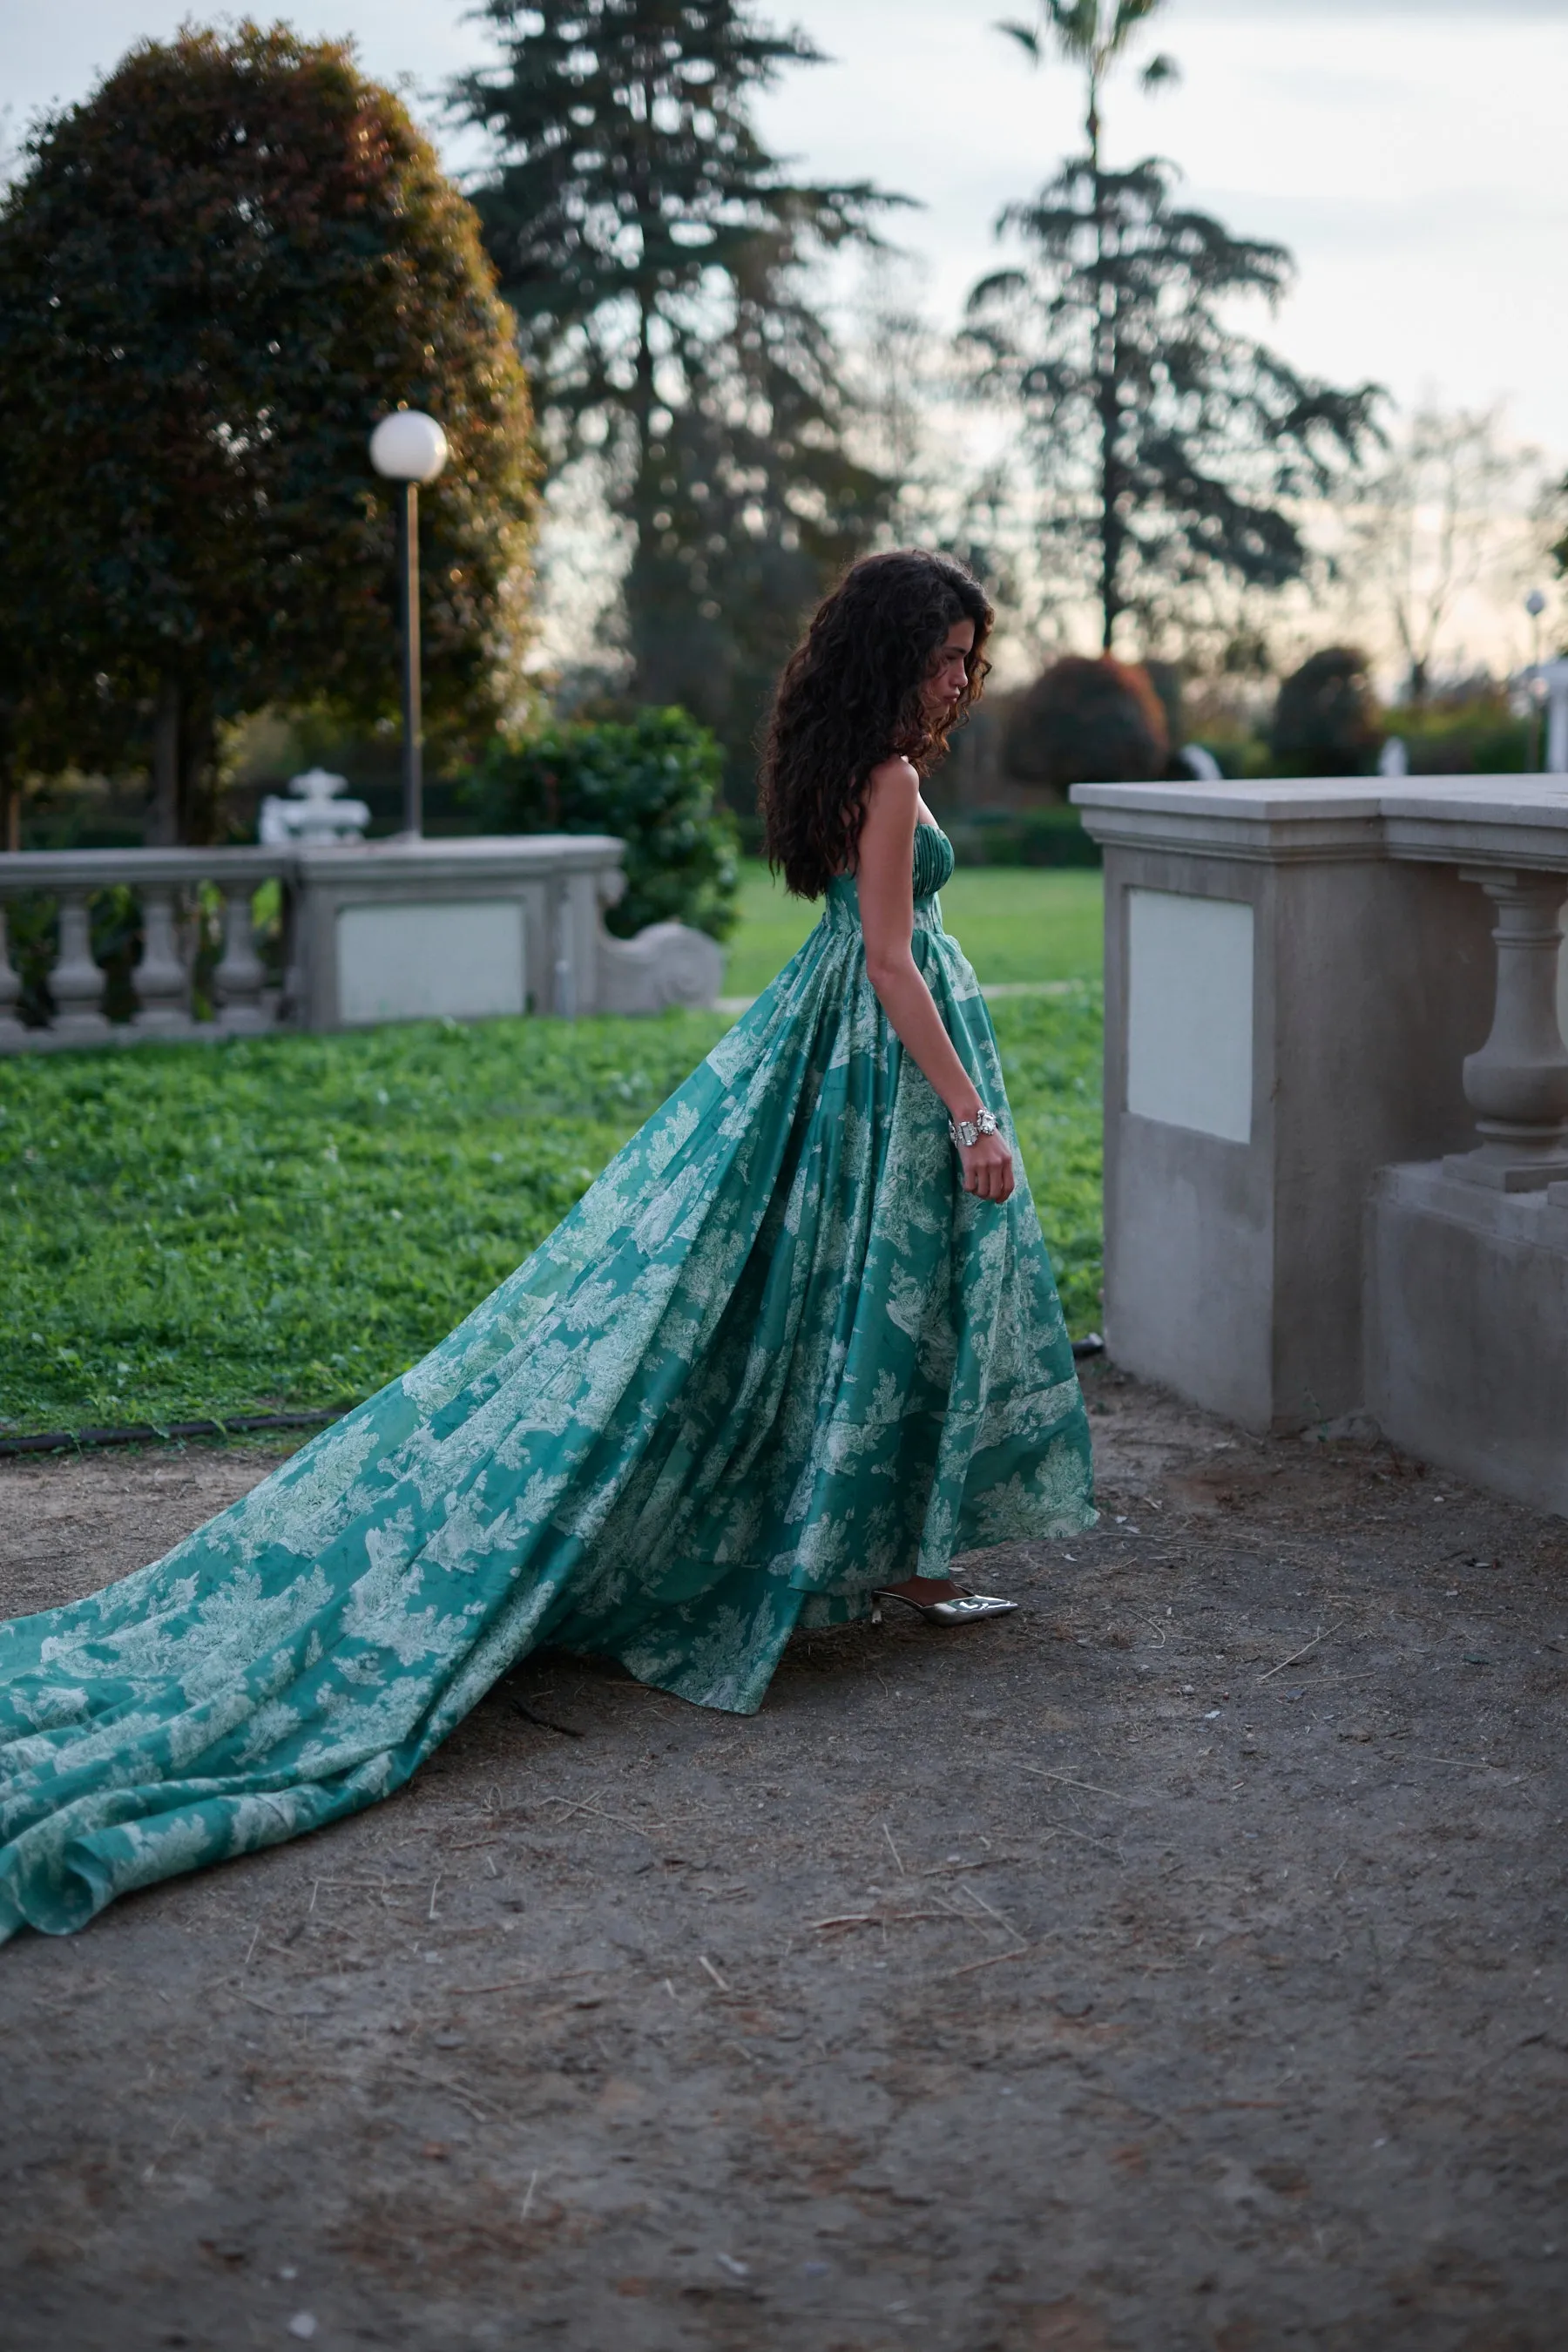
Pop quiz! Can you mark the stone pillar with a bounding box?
[213,882,271,1035]
[0,904,27,1048]
[551,877,576,1017]
[522,881,551,1015]
[1072,780,1495,1431]
[49,891,111,1042]
[278,878,305,1028]
[1443,868,1568,1189]
[1544,659,1568,775]
[131,885,195,1037]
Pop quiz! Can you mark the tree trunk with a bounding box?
[1092,161,1123,655]
[625,80,663,700]
[2,778,19,855]
[180,699,219,846]
[1099,416,1122,656]
[149,681,180,846]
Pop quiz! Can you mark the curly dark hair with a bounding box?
[759,549,993,899]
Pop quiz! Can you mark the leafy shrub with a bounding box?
[1271,647,1382,776]
[464,707,740,941]
[1004,657,1169,792]
[1385,690,1531,775]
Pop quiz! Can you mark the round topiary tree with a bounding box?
[0,25,537,841]
[1271,646,1382,777]
[1004,654,1169,793]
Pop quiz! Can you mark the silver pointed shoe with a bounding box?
[871,1585,1020,1626]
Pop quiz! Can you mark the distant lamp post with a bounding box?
[369,410,449,839]
[1525,589,1547,772]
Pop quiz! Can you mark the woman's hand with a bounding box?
[958,1128,1015,1203]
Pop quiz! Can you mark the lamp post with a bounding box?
[1525,589,1547,773]
[369,410,449,839]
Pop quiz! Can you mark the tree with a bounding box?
[1342,402,1543,702]
[456,0,898,793]
[0,26,536,842]
[965,8,1381,653]
[1004,653,1168,790]
[997,0,1180,166]
[1271,646,1382,777]
[845,253,1033,630]
[0,677,101,856]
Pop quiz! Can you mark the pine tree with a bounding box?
[456,1,899,788]
[969,4,1381,652]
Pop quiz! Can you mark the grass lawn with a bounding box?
[723,859,1103,996]
[1,873,1104,1439]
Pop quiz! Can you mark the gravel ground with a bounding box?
[0,1362,1565,2352]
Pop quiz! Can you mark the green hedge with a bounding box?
[464,706,740,941]
[733,804,1102,868]
[943,807,1103,868]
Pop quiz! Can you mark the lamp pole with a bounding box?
[1526,589,1547,773]
[397,478,422,836]
[369,411,449,839]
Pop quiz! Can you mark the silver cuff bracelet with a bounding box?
[949,1108,999,1149]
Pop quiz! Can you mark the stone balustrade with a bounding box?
[0,834,721,1051]
[1072,774,1568,1516]
[0,847,287,1051]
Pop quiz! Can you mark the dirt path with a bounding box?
[1,1366,1564,2351]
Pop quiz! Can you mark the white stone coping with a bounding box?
[1071,775,1568,872]
[0,834,626,896]
[0,847,290,893]
[287,834,625,888]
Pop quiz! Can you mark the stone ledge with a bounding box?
[1367,1159,1568,1517]
[1074,775,1568,875]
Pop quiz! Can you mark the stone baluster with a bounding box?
[1443,868,1568,1190]
[0,902,28,1048]
[131,884,195,1037]
[49,890,112,1042]
[213,881,270,1034]
[274,878,303,1028]
[552,878,577,1017]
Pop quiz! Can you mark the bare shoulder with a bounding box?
[866,754,919,800]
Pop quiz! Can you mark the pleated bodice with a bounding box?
[824,820,956,934]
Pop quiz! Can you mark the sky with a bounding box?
[4,0,1565,672]
[5,0,1565,448]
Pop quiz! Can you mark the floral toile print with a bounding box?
[0,823,1094,1941]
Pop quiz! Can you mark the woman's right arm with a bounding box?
[855,758,1014,1203]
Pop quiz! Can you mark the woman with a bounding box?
[0,548,1094,1943]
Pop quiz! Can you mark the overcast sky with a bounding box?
[5,0,1565,454]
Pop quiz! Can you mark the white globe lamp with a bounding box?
[369,410,449,485]
[369,410,449,836]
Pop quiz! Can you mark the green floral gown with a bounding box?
[0,823,1094,1941]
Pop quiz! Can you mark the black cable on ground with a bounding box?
[0,1407,354,1459]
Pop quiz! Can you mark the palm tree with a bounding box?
[997,0,1179,168]
[973,1,1378,652]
